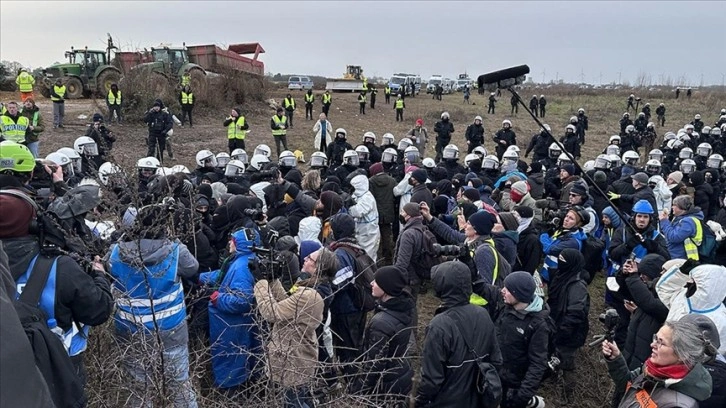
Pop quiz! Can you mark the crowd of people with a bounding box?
[1,85,726,408]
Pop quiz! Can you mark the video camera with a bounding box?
[248,246,288,280]
[588,308,620,347]
[433,243,463,257]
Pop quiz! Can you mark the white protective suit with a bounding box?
[393,172,413,230]
[296,216,322,246]
[648,175,673,213]
[656,263,726,354]
[348,174,380,262]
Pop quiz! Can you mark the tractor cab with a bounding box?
[65,47,108,77]
[345,65,364,80]
[151,47,190,76]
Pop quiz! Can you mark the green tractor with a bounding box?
[38,34,122,99]
[127,44,207,95]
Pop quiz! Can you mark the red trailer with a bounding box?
[186,43,265,76]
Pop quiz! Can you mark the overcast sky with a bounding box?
[2,1,724,86]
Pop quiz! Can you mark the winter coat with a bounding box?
[659,208,705,259]
[416,261,502,408]
[440,160,466,180]
[313,120,333,151]
[607,355,712,408]
[656,264,726,354]
[144,108,173,136]
[368,172,397,225]
[514,223,544,273]
[618,186,658,218]
[546,249,590,349]
[702,359,726,408]
[538,228,587,282]
[622,272,669,369]
[465,123,485,145]
[433,120,455,145]
[198,232,260,388]
[517,192,543,221]
[410,182,434,208]
[254,278,323,387]
[649,175,672,213]
[348,175,380,262]
[20,106,45,142]
[295,216,322,245]
[329,235,365,315]
[690,171,713,218]
[326,139,353,168]
[394,217,426,285]
[609,224,670,267]
[407,127,428,155]
[496,296,550,402]
[560,133,580,158]
[494,129,517,157]
[527,172,545,199]
[352,293,415,398]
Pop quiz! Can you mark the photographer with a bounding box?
[144,99,173,162]
[538,207,588,283]
[198,228,261,390]
[85,113,115,160]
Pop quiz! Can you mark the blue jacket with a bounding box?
[329,239,361,315]
[539,228,587,282]
[199,229,261,388]
[659,209,704,259]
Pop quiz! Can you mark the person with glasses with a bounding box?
[602,319,714,408]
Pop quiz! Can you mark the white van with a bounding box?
[288,76,314,90]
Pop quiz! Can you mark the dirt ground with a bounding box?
[3,86,724,407]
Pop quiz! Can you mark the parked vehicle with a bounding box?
[426,75,443,93]
[388,74,410,95]
[325,65,367,92]
[288,76,314,90]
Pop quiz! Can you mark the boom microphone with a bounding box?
[478,65,530,91]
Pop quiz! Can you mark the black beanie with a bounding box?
[374,266,407,297]
[504,271,536,303]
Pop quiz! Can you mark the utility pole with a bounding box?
[618,71,622,85]
[700,72,704,87]
[555,72,559,83]
[541,69,546,84]
[599,72,602,85]
[580,68,585,84]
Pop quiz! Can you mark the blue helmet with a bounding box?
[632,200,654,215]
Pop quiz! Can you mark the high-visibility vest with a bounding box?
[305,93,314,103]
[359,95,366,103]
[684,217,704,261]
[16,72,35,92]
[51,85,66,102]
[395,99,404,109]
[272,115,287,136]
[362,79,368,91]
[181,74,191,87]
[322,94,332,104]
[284,97,295,110]
[15,255,89,356]
[107,90,121,105]
[470,239,498,306]
[181,91,193,105]
[227,116,246,140]
[0,104,6,115]
[385,86,391,95]
[0,114,30,143]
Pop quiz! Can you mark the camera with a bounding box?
[249,246,288,280]
[243,207,265,222]
[589,308,620,347]
[547,355,561,372]
[433,243,462,257]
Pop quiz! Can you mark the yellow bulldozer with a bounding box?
[325,65,367,92]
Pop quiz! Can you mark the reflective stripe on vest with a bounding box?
[51,85,66,102]
[385,87,391,95]
[107,90,121,105]
[305,94,314,103]
[684,217,703,261]
[323,94,331,104]
[396,99,404,109]
[272,115,287,136]
[284,98,295,109]
[359,95,366,103]
[470,239,499,306]
[181,74,191,86]
[17,72,34,92]
[109,244,185,332]
[16,255,89,356]
[228,116,247,140]
[181,91,193,105]
[0,115,30,143]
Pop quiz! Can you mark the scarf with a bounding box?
[517,217,533,233]
[644,358,690,380]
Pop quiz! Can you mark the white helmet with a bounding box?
[625,125,635,134]
[565,124,576,133]
[58,147,82,174]
[441,112,450,120]
[685,124,694,132]
[381,148,397,164]
[569,116,578,124]
[310,151,328,168]
[472,146,488,157]
[363,131,376,143]
[702,126,712,135]
[540,94,544,98]
[606,145,621,157]
[548,142,562,159]
[215,152,230,168]
[224,160,246,177]
[594,154,612,170]
[645,159,661,175]
[711,127,722,136]
[343,149,359,166]
[474,115,483,123]
[666,139,684,150]
[696,143,712,157]
[442,144,460,160]
[609,135,621,145]
[136,156,161,169]
[542,124,552,132]
[663,132,676,141]
[253,144,272,158]
[98,162,123,185]
[583,160,595,172]
[170,164,191,174]
[46,152,74,177]
[578,108,585,114]
[679,159,696,174]
[403,146,420,163]
[74,136,98,156]
[355,145,371,162]
[694,114,701,120]
[648,149,663,162]
[397,138,413,151]
[231,149,249,164]
[557,153,572,166]
[249,154,270,171]
[156,167,173,176]
[502,119,512,128]
[464,153,480,167]
[622,150,640,166]
[647,122,654,129]
[382,133,394,145]
[608,154,622,167]
[502,149,519,162]
[422,157,436,169]
[678,147,693,160]
[196,150,216,167]
[505,145,521,154]
[482,154,499,170]
[279,150,297,167]
[707,154,724,169]
[335,128,347,139]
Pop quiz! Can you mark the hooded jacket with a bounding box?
[348,175,380,262]
[295,216,322,245]
[328,214,363,315]
[368,172,397,225]
[538,227,587,282]
[689,171,713,218]
[649,175,673,213]
[416,261,502,408]
[656,264,726,354]
[659,208,705,259]
[394,216,426,285]
[546,248,590,349]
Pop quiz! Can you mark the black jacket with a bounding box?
[368,173,397,224]
[622,272,668,369]
[560,132,580,158]
[410,183,434,208]
[465,123,485,145]
[546,249,590,349]
[439,160,466,180]
[702,359,726,408]
[620,118,633,134]
[394,217,426,285]
[609,223,669,267]
[144,108,173,136]
[416,261,502,408]
[617,185,658,218]
[433,120,455,145]
[526,132,553,161]
[326,139,353,168]
[529,97,538,110]
[690,171,713,218]
[514,223,543,273]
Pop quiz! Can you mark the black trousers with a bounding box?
[370,95,376,109]
[511,104,518,115]
[385,94,390,104]
[322,103,330,116]
[180,106,193,127]
[359,103,365,114]
[488,105,495,114]
[285,110,294,127]
[330,311,366,376]
[228,138,245,154]
[540,107,546,117]
[147,133,166,162]
[396,108,403,121]
[274,135,288,158]
[305,103,313,120]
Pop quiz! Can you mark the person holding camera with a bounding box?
[144,99,173,163]
[538,207,588,283]
[85,113,116,160]
[254,247,337,407]
[602,319,714,408]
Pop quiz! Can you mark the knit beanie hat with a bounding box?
[402,202,421,217]
[319,191,343,220]
[602,206,622,229]
[667,171,683,186]
[570,183,587,197]
[299,240,322,265]
[468,210,495,236]
[0,194,35,238]
[638,254,666,281]
[504,271,536,303]
[412,169,428,184]
[369,162,384,176]
[510,181,529,203]
[374,266,408,297]
[513,205,534,219]
[594,170,607,183]
[529,161,543,174]
[561,164,575,176]
[498,212,520,231]
[463,188,481,202]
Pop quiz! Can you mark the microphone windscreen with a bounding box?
[478,65,530,86]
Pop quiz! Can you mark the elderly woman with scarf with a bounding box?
[546,248,590,405]
[602,319,714,408]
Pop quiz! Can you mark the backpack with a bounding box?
[691,217,719,263]
[340,246,378,312]
[14,255,86,408]
[580,234,606,282]
[411,224,443,280]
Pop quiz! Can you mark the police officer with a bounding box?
[283,93,296,128]
[50,78,66,128]
[179,85,194,127]
[107,83,122,123]
[529,95,538,117]
[511,94,519,115]
[488,92,497,114]
[538,94,547,117]
[144,99,173,162]
[369,86,377,109]
[358,91,366,115]
[394,95,405,121]
[271,107,289,158]
[465,116,485,153]
[0,101,29,144]
[304,89,314,120]
[322,90,332,116]
[224,107,248,153]
[655,103,666,127]
[384,84,391,104]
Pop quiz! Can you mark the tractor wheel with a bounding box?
[189,68,207,97]
[38,86,51,98]
[65,77,84,99]
[147,72,169,95]
[96,70,121,96]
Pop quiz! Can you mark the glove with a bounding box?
[210,291,220,306]
[679,258,699,275]
[607,192,620,200]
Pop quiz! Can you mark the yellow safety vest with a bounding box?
[362,79,368,91]
[181,91,193,105]
[107,90,121,105]
[395,99,404,109]
[322,94,332,104]
[181,74,191,87]
[284,98,295,110]
[470,239,498,306]
[0,105,6,115]
[51,85,66,102]
[16,72,35,92]
[272,115,287,136]
[684,217,703,261]
[0,115,30,143]
[305,94,314,103]
[227,116,246,140]
[385,86,391,95]
[359,95,366,103]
